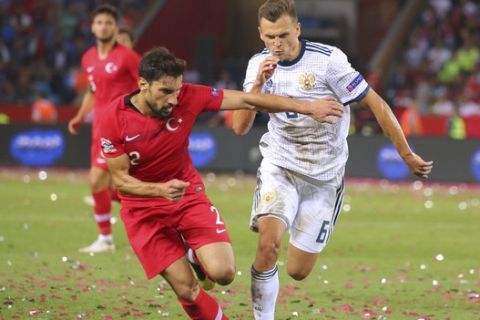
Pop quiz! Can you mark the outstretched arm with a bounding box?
[222,90,343,124]
[360,88,433,178]
[106,154,190,201]
[68,90,95,134]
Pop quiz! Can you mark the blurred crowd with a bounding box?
[387,1,480,117]
[0,0,149,107]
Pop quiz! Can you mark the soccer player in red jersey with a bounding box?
[68,4,141,253]
[98,47,343,319]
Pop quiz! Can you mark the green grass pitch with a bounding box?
[0,169,479,319]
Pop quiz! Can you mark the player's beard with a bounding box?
[146,100,173,120]
[97,34,115,44]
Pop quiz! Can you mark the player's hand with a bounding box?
[253,56,279,88]
[306,96,344,123]
[402,152,433,179]
[160,179,190,202]
[68,116,84,135]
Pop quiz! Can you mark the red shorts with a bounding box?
[120,192,231,279]
[91,130,108,171]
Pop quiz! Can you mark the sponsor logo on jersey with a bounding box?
[105,62,118,74]
[298,72,316,91]
[211,87,220,97]
[347,74,364,92]
[125,134,140,142]
[376,144,409,180]
[101,138,117,153]
[166,117,184,132]
[471,149,480,182]
[10,129,65,166]
[188,133,217,167]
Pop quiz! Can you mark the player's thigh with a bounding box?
[286,243,319,280]
[195,242,235,281]
[179,194,231,250]
[121,206,186,279]
[161,256,197,299]
[250,160,299,232]
[289,180,345,254]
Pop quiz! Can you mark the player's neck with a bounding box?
[96,40,116,59]
[130,93,152,117]
[285,39,302,62]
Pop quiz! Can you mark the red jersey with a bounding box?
[99,83,224,207]
[81,43,140,123]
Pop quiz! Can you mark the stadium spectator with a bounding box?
[31,92,57,123]
[400,99,423,136]
[98,46,343,320]
[233,1,433,319]
[68,4,140,254]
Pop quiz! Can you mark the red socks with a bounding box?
[92,188,112,235]
[179,289,228,320]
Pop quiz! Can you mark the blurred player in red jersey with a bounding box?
[68,4,141,253]
[98,47,343,320]
[117,27,134,49]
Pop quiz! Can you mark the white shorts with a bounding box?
[250,160,345,253]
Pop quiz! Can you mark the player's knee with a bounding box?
[258,236,282,260]
[175,282,200,302]
[286,266,311,281]
[209,265,236,286]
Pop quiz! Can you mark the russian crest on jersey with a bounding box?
[298,72,316,91]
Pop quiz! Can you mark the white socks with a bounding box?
[251,265,279,320]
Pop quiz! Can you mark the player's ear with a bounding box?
[138,77,148,91]
[258,26,264,41]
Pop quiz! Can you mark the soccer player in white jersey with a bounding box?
[233,1,433,319]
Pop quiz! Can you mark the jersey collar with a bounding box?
[277,39,306,67]
[124,90,143,114]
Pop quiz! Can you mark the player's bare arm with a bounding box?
[233,56,279,135]
[106,154,190,201]
[68,90,95,134]
[360,88,433,178]
[222,89,343,123]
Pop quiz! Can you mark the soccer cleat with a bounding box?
[187,248,215,290]
[78,236,115,253]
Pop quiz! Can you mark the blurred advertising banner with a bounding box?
[0,124,479,183]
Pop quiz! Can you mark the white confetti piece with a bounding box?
[420,264,427,270]
[432,280,439,286]
[50,193,57,201]
[38,171,48,180]
[424,200,433,209]
[423,187,433,197]
[343,204,351,212]
[412,181,423,190]
[435,254,444,261]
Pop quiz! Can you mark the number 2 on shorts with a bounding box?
[210,206,224,226]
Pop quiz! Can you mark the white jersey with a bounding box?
[244,39,369,182]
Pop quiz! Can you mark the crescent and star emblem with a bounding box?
[105,62,118,73]
[166,117,183,132]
